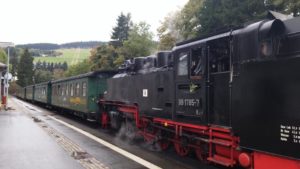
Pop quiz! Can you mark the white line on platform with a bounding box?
[48,115,162,169]
[14,98,43,113]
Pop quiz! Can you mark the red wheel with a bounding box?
[101,112,109,129]
[144,134,154,143]
[143,129,156,143]
[174,137,190,156]
[194,141,208,162]
[195,147,204,161]
[157,139,170,151]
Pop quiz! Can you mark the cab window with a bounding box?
[208,38,230,73]
[190,47,203,78]
[177,52,188,76]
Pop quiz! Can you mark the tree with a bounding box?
[197,0,267,35]
[111,13,132,44]
[35,60,42,70]
[34,70,52,83]
[157,0,300,41]
[120,22,155,59]
[89,45,117,71]
[157,11,183,50]
[8,81,18,95]
[266,0,300,16]
[65,59,90,77]
[17,49,34,86]
[52,68,65,80]
[49,62,54,72]
[62,61,68,71]
[113,55,125,67]
[191,0,300,37]
[42,61,47,70]
[9,47,19,76]
[53,63,58,70]
[0,49,7,64]
[58,62,62,69]
[176,0,205,39]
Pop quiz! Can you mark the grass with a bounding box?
[34,48,91,65]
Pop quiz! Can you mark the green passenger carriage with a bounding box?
[34,82,51,105]
[25,85,34,101]
[16,87,26,99]
[51,71,115,120]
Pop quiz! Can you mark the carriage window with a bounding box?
[190,48,203,78]
[61,85,65,96]
[53,86,56,96]
[70,84,74,96]
[82,82,87,97]
[57,85,61,96]
[66,84,69,96]
[76,83,80,96]
[177,52,188,76]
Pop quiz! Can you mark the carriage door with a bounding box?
[175,44,207,124]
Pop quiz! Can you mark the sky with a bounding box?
[0,0,188,45]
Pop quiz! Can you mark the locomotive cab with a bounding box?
[174,43,207,124]
[173,35,232,126]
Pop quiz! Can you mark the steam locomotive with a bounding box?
[19,11,300,169]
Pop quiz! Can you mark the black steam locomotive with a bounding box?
[100,12,300,169]
[18,11,300,169]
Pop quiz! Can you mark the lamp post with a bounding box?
[0,42,14,110]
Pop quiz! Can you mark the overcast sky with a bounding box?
[0,0,188,44]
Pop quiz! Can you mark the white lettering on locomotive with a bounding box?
[280,124,300,144]
[178,99,200,107]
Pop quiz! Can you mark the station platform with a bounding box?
[0,98,218,169]
[0,98,149,169]
[0,105,84,169]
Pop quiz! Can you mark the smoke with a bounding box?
[114,122,138,145]
[141,140,162,152]
[113,122,164,152]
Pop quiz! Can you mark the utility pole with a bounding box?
[0,42,14,110]
[5,47,10,110]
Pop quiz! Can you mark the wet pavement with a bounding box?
[0,97,223,169]
[0,106,83,169]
